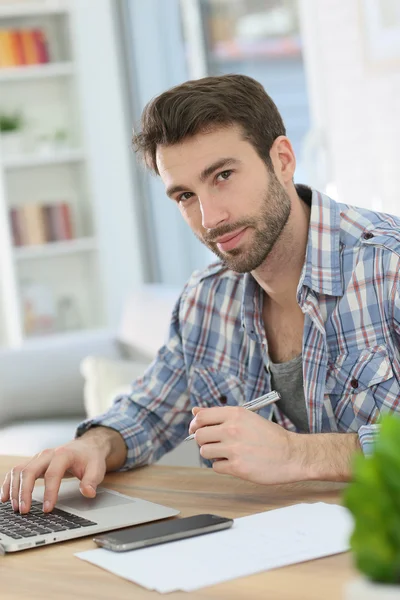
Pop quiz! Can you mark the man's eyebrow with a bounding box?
[165,157,240,198]
[199,157,240,183]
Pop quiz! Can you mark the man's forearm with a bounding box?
[80,426,128,472]
[296,432,361,482]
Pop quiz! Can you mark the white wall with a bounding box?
[70,0,147,325]
[300,0,400,215]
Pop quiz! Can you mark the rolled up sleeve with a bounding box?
[76,293,190,471]
[357,423,379,456]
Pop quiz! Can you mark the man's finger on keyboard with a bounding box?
[0,471,11,503]
[18,451,56,514]
[10,464,27,512]
[42,451,76,512]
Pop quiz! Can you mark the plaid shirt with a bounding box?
[77,188,400,469]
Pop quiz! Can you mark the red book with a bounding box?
[60,203,73,240]
[32,29,49,64]
[9,207,22,246]
[48,204,67,241]
[10,30,25,66]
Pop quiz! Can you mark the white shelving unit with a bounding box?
[14,237,97,260]
[0,1,70,18]
[0,0,145,348]
[0,61,74,81]
[3,148,85,169]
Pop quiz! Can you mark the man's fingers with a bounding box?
[194,424,224,446]
[0,471,11,503]
[2,438,109,515]
[18,450,57,513]
[11,462,31,512]
[200,442,229,461]
[211,458,231,476]
[41,451,77,512]
[79,459,107,498]
[189,406,243,434]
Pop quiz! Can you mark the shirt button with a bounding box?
[350,378,359,389]
[219,395,228,405]
[363,232,374,240]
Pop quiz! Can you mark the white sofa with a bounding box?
[0,285,200,467]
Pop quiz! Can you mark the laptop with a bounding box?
[0,479,180,554]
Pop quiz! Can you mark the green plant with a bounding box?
[343,414,400,585]
[0,111,23,133]
[53,128,68,142]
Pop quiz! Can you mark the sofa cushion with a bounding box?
[80,356,150,418]
[0,418,83,456]
[0,329,120,426]
[117,284,180,357]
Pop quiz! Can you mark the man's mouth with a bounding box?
[214,228,248,252]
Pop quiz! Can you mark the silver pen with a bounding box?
[184,390,280,442]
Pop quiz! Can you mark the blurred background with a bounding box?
[0,0,399,460]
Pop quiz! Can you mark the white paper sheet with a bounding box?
[75,502,353,593]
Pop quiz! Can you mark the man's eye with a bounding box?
[216,170,232,181]
[178,192,193,202]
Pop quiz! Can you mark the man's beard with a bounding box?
[199,172,291,273]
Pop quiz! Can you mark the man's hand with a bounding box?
[0,427,127,514]
[189,406,302,484]
[189,406,360,484]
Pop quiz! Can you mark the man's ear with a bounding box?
[269,136,296,184]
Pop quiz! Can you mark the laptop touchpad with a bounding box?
[59,491,135,512]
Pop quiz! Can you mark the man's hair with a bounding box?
[132,74,286,174]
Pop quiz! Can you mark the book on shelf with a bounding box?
[9,202,74,247]
[0,28,49,68]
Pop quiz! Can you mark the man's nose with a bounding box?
[199,193,229,230]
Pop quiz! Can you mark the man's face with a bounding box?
[157,125,291,273]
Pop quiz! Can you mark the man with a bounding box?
[2,75,400,516]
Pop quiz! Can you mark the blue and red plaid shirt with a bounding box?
[77,188,400,469]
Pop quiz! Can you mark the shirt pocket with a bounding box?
[325,344,398,429]
[188,365,245,408]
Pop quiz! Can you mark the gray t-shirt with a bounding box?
[269,354,309,433]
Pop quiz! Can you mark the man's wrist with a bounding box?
[80,426,128,472]
[293,432,361,482]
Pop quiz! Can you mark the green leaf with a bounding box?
[343,414,400,584]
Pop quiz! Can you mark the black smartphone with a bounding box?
[93,514,233,552]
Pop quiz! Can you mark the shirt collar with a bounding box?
[240,188,344,332]
[241,272,263,340]
[297,189,344,300]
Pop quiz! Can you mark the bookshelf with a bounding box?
[0,0,145,348]
[0,1,70,19]
[14,236,97,260]
[0,60,74,81]
[3,148,85,169]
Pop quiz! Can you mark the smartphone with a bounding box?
[93,514,233,552]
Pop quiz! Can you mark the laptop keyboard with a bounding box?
[0,500,97,539]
